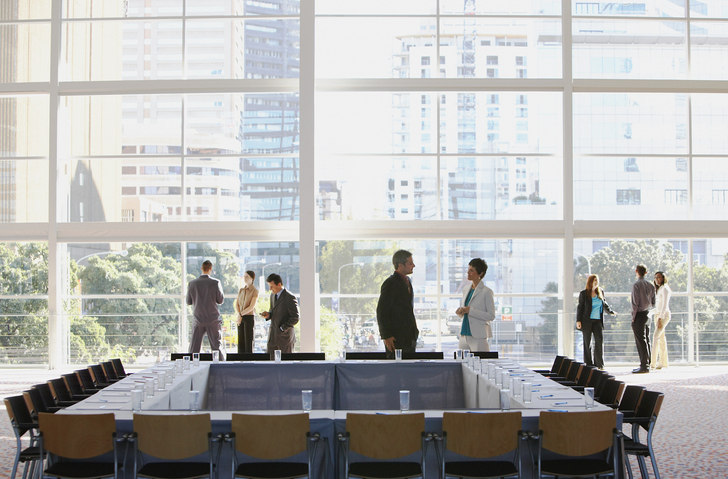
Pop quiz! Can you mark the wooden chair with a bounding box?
[338,412,430,479]
[623,391,665,479]
[440,411,524,478]
[536,409,622,478]
[131,413,218,479]
[228,413,322,478]
[37,412,123,479]
[4,395,41,479]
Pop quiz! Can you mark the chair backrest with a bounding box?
[76,368,97,390]
[566,362,583,382]
[48,378,73,402]
[101,361,119,380]
[62,373,87,396]
[587,369,606,388]
[346,412,425,459]
[89,364,110,384]
[633,391,665,431]
[594,373,613,396]
[226,353,270,361]
[4,395,36,436]
[110,358,127,377]
[556,358,574,377]
[576,366,596,387]
[539,409,617,457]
[33,383,58,409]
[133,413,211,459]
[345,352,387,360]
[443,411,521,458]
[38,412,116,459]
[550,355,566,374]
[281,352,326,361]
[23,388,47,416]
[231,413,309,459]
[598,379,624,406]
[618,385,645,413]
[402,351,444,360]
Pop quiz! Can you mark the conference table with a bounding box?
[63,358,623,478]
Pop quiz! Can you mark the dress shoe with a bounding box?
[632,367,649,374]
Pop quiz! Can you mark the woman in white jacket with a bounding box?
[455,258,496,352]
[651,271,672,369]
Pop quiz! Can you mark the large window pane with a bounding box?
[443,0,560,15]
[0,23,51,82]
[691,22,728,80]
[574,0,685,16]
[573,20,687,79]
[574,93,688,155]
[0,242,48,364]
[0,159,49,223]
[0,95,49,157]
[694,159,728,219]
[1,1,51,20]
[692,94,728,154]
[440,18,562,79]
[62,0,182,18]
[316,0,435,15]
[690,0,728,19]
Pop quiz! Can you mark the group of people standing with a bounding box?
[577,264,672,373]
[186,260,300,358]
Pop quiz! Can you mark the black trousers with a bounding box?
[581,319,604,368]
[238,315,254,354]
[632,310,651,369]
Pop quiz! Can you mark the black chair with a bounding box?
[345,352,388,360]
[623,391,665,479]
[23,388,61,418]
[89,364,118,385]
[402,351,444,360]
[76,368,108,392]
[596,379,625,409]
[571,365,596,393]
[110,358,130,378]
[534,355,566,376]
[281,352,326,361]
[452,351,499,359]
[554,361,583,387]
[170,352,213,361]
[101,361,122,382]
[4,395,41,479]
[34,383,75,409]
[617,385,645,418]
[47,378,84,404]
[226,353,271,361]
[62,372,97,398]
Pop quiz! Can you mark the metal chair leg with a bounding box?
[636,456,648,478]
[626,456,634,479]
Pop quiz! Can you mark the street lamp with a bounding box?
[575,254,592,275]
[337,262,364,313]
[76,249,128,265]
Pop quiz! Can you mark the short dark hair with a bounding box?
[469,258,488,278]
[245,270,256,280]
[266,273,282,285]
[392,249,412,269]
[201,260,213,271]
[636,264,647,276]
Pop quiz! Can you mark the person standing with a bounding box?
[187,260,225,356]
[234,270,259,354]
[631,264,656,373]
[376,249,419,359]
[455,258,496,352]
[576,274,616,370]
[650,271,672,370]
[261,273,299,354]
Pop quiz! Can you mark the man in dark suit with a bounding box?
[261,273,299,353]
[376,249,419,359]
[187,260,225,355]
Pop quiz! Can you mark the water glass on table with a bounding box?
[522,381,532,403]
[399,390,410,412]
[274,349,282,362]
[189,390,201,411]
[499,388,511,411]
[192,352,200,367]
[212,350,220,363]
[302,389,312,412]
[584,387,595,409]
[395,349,403,361]
[131,389,143,411]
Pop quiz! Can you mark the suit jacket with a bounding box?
[186,274,224,323]
[376,272,419,347]
[265,288,300,353]
[576,288,614,327]
[460,281,495,339]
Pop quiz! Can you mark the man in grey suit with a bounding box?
[187,260,225,355]
[261,273,299,353]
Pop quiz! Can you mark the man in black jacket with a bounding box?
[376,250,419,358]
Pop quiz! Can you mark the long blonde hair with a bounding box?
[585,274,604,300]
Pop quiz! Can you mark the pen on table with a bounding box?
[548,409,568,412]
[539,394,554,399]
[552,401,569,405]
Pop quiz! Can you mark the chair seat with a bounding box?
[19,445,41,462]
[349,461,422,479]
[138,462,211,479]
[446,460,518,478]
[235,461,308,478]
[623,438,650,455]
[541,458,615,477]
[44,461,116,479]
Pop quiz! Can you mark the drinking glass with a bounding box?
[463,349,471,362]
[499,389,511,410]
[584,387,595,409]
[131,389,143,411]
[399,390,410,412]
[274,349,282,362]
[455,349,463,361]
[395,349,403,361]
[212,350,220,363]
[522,381,532,403]
[183,356,191,370]
[302,389,313,412]
[189,390,201,411]
[511,377,521,398]
[192,352,200,367]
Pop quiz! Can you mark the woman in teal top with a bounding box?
[456,258,496,352]
[576,274,615,369]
